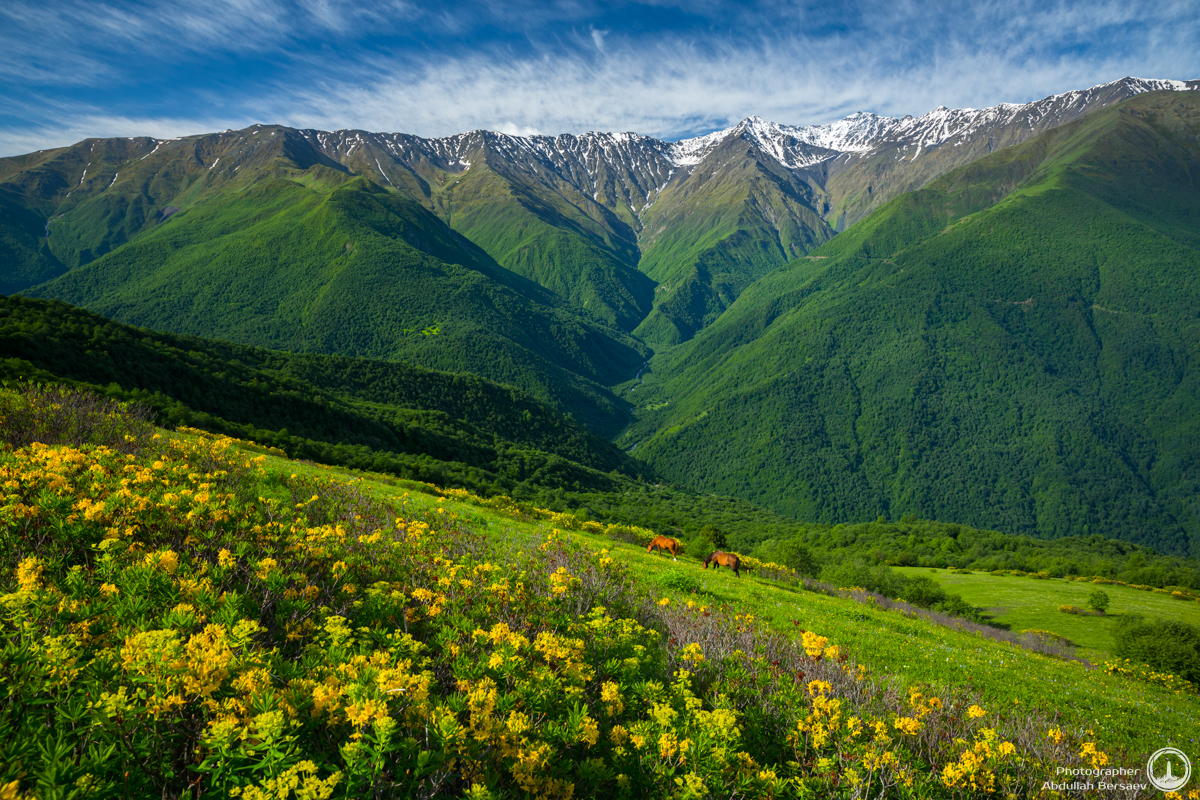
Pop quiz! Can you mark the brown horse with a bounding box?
[703,551,741,578]
[647,535,681,561]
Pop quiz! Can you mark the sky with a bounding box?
[1,0,1198,156]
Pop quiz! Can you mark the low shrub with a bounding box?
[1020,630,1075,660]
[1087,588,1110,614]
[660,572,704,595]
[685,528,719,559]
[1101,659,1198,696]
[0,382,152,452]
[602,523,657,547]
[752,539,820,578]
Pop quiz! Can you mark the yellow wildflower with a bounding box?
[15,557,44,592]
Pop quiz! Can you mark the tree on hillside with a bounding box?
[1088,588,1110,614]
[699,525,727,550]
[778,540,821,577]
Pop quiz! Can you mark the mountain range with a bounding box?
[2,76,1198,555]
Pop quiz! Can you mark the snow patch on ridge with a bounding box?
[668,126,735,166]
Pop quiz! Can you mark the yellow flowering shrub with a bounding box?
[0,391,1135,798]
[1101,658,1199,696]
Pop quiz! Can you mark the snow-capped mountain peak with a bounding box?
[660,76,1198,171]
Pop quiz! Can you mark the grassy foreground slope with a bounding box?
[1,388,1196,799]
[625,91,1200,556]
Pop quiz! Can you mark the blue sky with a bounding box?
[1,0,1198,156]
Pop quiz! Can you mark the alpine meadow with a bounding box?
[3,66,1200,799]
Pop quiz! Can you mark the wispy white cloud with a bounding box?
[0,0,419,84]
[0,0,1197,155]
[267,0,1200,139]
[590,27,608,53]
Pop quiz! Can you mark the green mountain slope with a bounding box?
[813,79,1200,232]
[4,82,1195,351]
[0,294,649,492]
[0,129,358,275]
[422,139,656,332]
[632,135,835,345]
[21,171,647,434]
[622,91,1200,556]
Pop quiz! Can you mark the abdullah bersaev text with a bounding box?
[1043,766,1147,793]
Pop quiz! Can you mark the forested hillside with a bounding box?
[6,294,1200,592]
[0,295,648,493]
[623,91,1200,556]
[21,174,647,434]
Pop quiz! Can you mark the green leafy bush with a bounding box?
[1113,618,1200,684]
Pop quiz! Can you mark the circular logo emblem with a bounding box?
[1146,747,1192,793]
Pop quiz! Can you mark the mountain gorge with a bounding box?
[2,77,1199,555]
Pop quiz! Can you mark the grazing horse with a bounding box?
[703,551,741,578]
[647,535,681,561]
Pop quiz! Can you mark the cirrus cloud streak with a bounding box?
[1,0,1198,155]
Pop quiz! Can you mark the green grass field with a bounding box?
[253,450,1200,763]
[896,567,1200,662]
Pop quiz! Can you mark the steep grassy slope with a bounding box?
[623,92,1200,556]
[633,136,835,345]
[424,142,656,332]
[23,176,647,434]
[0,128,359,277]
